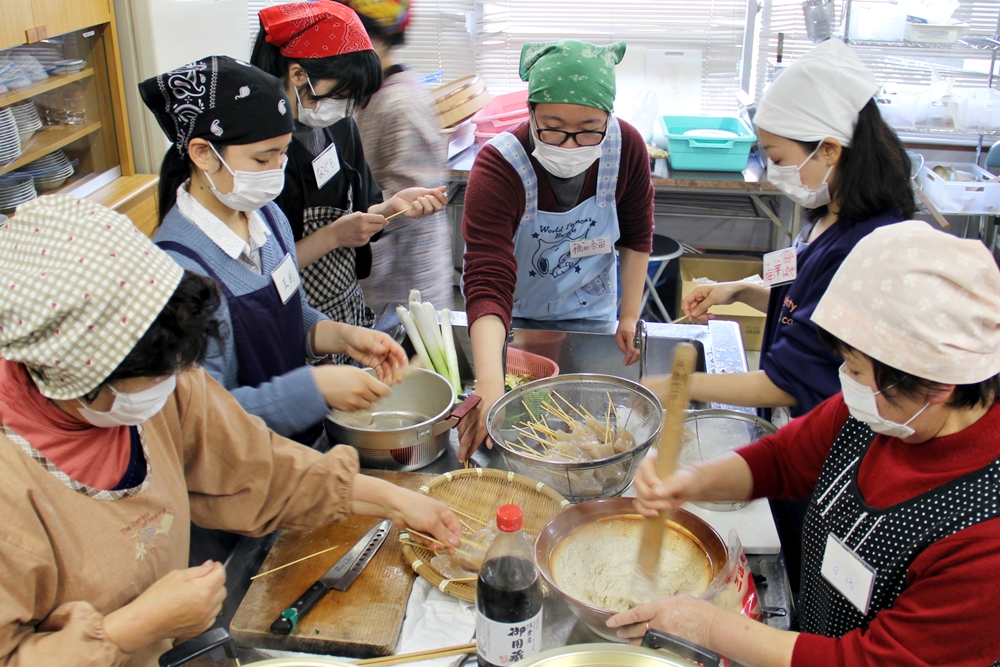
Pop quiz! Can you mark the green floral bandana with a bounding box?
[519,39,626,112]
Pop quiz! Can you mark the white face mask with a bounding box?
[530,119,604,179]
[296,78,350,128]
[204,144,286,213]
[77,375,177,428]
[838,365,929,439]
[766,143,833,209]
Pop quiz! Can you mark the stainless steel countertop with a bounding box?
[214,311,793,662]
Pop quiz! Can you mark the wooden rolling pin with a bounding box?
[632,342,698,604]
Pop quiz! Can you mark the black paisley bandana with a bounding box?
[139,55,295,153]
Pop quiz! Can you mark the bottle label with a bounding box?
[476,610,543,665]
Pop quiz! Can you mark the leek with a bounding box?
[396,305,430,370]
[413,301,449,377]
[439,308,462,392]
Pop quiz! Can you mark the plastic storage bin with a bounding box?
[915,94,960,128]
[657,116,757,172]
[471,89,529,145]
[956,88,1000,131]
[918,162,1000,214]
[904,20,967,44]
[876,89,918,128]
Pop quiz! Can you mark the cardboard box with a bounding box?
[678,255,767,351]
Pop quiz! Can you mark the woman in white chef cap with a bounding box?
[611,221,1000,667]
[648,40,915,422]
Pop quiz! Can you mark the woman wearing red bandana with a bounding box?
[251,1,447,353]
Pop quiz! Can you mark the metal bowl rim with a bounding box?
[534,498,727,620]
[325,367,456,434]
[487,373,664,469]
[683,408,778,435]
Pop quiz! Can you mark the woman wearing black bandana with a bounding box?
[141,55,407,444]
[250,1,447,349]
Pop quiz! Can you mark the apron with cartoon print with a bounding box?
[487,115,622,321]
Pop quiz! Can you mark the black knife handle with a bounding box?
[269,582,327,635]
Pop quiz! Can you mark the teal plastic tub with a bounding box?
[658,116,757,172]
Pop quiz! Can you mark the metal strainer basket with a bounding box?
[681,409,777,511]
[487,374,663,503]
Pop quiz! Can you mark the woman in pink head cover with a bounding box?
[611,220,1000,667]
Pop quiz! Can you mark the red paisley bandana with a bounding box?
[260,1,374,59]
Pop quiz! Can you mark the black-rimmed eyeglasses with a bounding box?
[532,113,607,147]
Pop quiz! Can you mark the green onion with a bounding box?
[396,305,430,370]
[440,308,462,393]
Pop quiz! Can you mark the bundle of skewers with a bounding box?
[396,290,462,393]
[502,390,636,464]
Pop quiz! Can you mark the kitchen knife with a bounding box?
[269,519,392,635]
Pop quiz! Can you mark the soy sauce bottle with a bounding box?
[476,504,543,667]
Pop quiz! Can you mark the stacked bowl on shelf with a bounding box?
[10,101,43,144]
[0,173,37,212]
[0,107,22,163]
[16,150,75,191]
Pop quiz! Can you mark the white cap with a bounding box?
[754,39,879,147]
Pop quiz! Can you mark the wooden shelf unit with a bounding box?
[0,68,95,107]
[0,121,102,175]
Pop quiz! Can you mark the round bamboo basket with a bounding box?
[399,467,569,602]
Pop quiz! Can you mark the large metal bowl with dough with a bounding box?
[534,498,727,641]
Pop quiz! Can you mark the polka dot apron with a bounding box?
[799,415,1000,661]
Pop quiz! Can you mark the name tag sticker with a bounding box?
[763,247,797,287]
[272,253,301,304]
[821,533,877,615]
[570,235,612,259]
[312,142,340,189]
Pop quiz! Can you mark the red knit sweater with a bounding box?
[738,395,1000,667]
[461,118,654,329]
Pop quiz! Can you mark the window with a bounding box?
[474,0,752,116]
[754,0,1000,102]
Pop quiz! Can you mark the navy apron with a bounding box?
[157,206,319,445]
[799,415,1000,665]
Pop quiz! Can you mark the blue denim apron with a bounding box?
[487,116,622,322]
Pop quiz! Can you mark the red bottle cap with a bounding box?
[496,504,523,532]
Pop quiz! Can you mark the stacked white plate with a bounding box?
[0,173,37,211]
[0,108,22,163]
[10,101,42,144]
[53,59,87,75]
[17,149,74,191]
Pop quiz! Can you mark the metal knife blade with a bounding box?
[269,519,392,635]
[323,519,392,590]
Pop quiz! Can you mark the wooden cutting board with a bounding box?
[230,471,439,658]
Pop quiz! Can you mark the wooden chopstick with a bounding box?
[384,204,414,222]
[249,545,340,581]
[356,642,477,666]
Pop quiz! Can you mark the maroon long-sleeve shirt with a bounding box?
[461,118,654,329]
[738,395,1000,667]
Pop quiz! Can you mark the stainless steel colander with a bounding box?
[486,374,663,503]
[680,409,777,510]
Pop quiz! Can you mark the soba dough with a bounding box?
[551,520,712,613]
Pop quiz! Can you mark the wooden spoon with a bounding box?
[632,342,698,606]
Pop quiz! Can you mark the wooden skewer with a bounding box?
[407,528,485,551]
[552,391,586,419]
[447,576,478,583]
[607,391,620,423]
[356,642,477,667]
[383,204,414,222]
[605,399,612,444]
[249,545,341,580]
[449,506,488,525]
[522,399,540,423]
[400,539,443,553]
[671,313,692,324]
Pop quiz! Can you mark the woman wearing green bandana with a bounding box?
[459,40,654,458]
